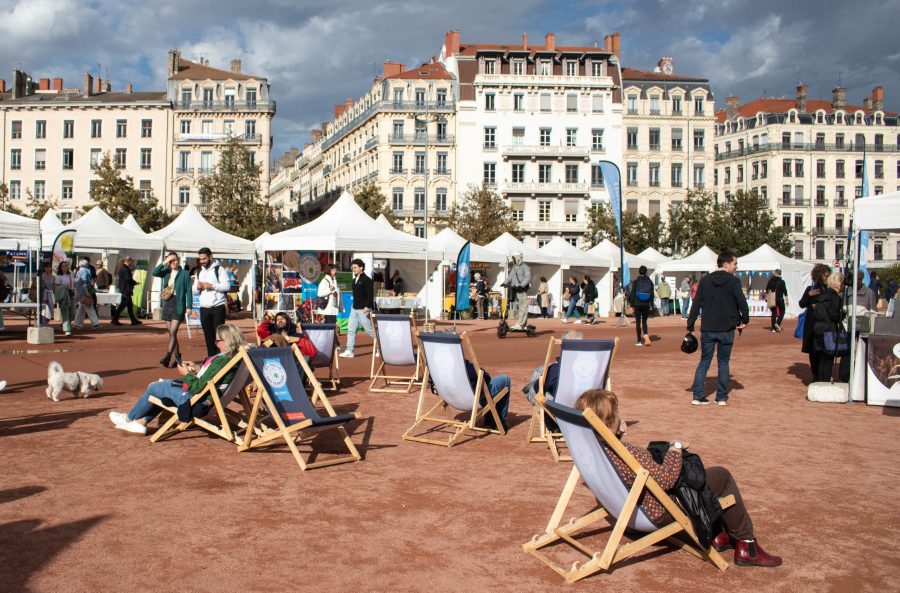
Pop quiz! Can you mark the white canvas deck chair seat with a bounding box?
[301,322,341,391]
[523,397,735,583]
[369,313,421,393]
[402,331,507,447]
[526,337,618,461]
[239,346,361,471]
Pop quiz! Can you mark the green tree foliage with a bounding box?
[353,181,396,225]
[89,153,173,231]
[447,184,519,243]
[198,138,280,239]
[25,189,59,221]
[586,202,665,253]
[0,183,24,215]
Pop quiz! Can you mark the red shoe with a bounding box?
[712,530,733,551]
[734,539,782,567]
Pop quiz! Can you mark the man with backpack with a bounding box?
[765,269,788,332]
[628,266,654,346]
[193,247,231,357]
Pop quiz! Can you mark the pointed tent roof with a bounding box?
[656,245,719,274]
[0,209,40,241]
[375,213,394,228]
[587,239,655,270]
[40,209,64,234]
[42,207,163,251]
[737,244,813,273]
[484,232,561,266]
[151,205,255,259]
[254,232,270,258]
[638,246,670,264]
[540,237,612,269]
[121,214,146,234]
[431,228,505,263]
[264,191,438,256]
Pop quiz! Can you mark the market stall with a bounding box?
[0,210,41,325]
[484,233,561,318]
[588,239,656,315]
[736,244,812,318]
[654,245,719,316]
[40,210,64,235]
[540,237,613,318]
[638,246,671,266]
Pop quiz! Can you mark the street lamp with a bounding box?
[413,81,434,323]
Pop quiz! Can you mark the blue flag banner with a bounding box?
[597,161,629,288]
[858,153,870,285]
[455,241,471,311]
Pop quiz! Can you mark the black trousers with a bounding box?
[770,300,786,328]
[634,305,650,341]
[200,305,226,357]
[112,294,138,322]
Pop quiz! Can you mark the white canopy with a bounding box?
[254,232,270,259]
[638,247,671,264]
[42,207,163,251]
[854,189,900,232]
[375,213,394,228]
[0,209,40,241]
[40,210,64,234]
[152,205,255,259]
[541,237,613,269]
[121,214,146,234]
[657,245,719,275]
[484,232,561,266]
[588,239,655,270]
[392,228,505,263]
[264,191,435,256]
[738,244,813,317]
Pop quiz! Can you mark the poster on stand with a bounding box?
[187,292,202,327]
[866,335,900,407]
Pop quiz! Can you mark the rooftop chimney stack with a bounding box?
[83,72,93,98]
[726,96,740,120]
[52,77,63,92]
[872,86,884,111]
[230,59,241,73]
[168,49,181,77]
[832,86,847,111]
[863,96,873,110]
[383,61,406,78]
[125,83,133,94]
[334,104,345,118]
[522,33,528,49]
[0,79,6,93]
[344,98,353,111]
[796,82,808,112]
[611,32,621,59]
[545,32,556,51]
[38,78,50,91]
[103,79,111,93]
[444,30,461,57]
[311,129,322,142]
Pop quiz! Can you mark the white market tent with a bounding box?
[0,209,40,242]
[40,210,64,234]
[484,233,561,317]
[375,213,394,228]
[638,247,671,265]
[254,232,270,259]
[656,245,719,276]
[541,237,614,316]
[588,239,656,270]
[42,207,163,252]
[121,214,146,235]
[737,244,812,318]
[854,189,900,231]
[152,205,255,259]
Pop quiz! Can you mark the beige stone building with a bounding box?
[715,85,899,264]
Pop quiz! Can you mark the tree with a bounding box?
[198,138,280,239]
[0,183,24,215]
[447,184,519,243]
[586,202,666,253]
[25,189,59,220]
[719,190,792,256]
[89,153,173,231]
[663,189,721,255]
[353,181,396,225]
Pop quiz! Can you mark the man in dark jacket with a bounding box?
[111,257,141,326]
[687,251,748,406]
[339,258,377,358]
[764,269,788,332]
[628,266,654,346]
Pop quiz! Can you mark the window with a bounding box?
[484,59,495,74]
[815,240,825,260]
[10,149,21,170]
[836,186,846,205]
[511,200,524,221]
[9,180,20,201]
[539,163,552,183]
[223,120,234,136]
[140,148,151,170]
[693,129,705,150]
[782,185,792,205]
[671,128,683,151]
[141,119,152,138]
[565,164,579,183]
[483,162,496,186]
[649,128,660,150]
[592,94,603,113]
[761,161,768,178]
[816,159,826,178]
[202,120,213,135]
[62,149,73,170]
[816,186,826,206]
[61,180,73,201]
[34,180,45,200]
[11,120,22,139]
[483,126,496,149]
[835,242,845,261]
[437,121,448,139]
[672,96,682,114]
[540,93,551,112]
[414,188,425,212]
[566,128,577,147]
[836,214,844,232]
[694,96,704,114]
[35,120,46,139]
[114,148,126,168]
[393,88,404,107]
[626,199,638,212]
[414,152,426,174]
[649,163,660,186]
[564,200,578,222]
[512,60,524,75]
[539,60,550,75]
[627,95,637,114]
[835,133,845,149]
[34,149,46,170]
[436,89,447,106]
[512,163,525,183]
[435,188,447,212]
[415,89,425,107]
[178,151,190,172]
[63,120,74,139]
[513,93,524,111]
[392,120,404,138]
[855,159,863,179]
[794,159,804,177]
[650,95,660,114]
[539,128,551,147]
[815,213,825,230]
[91,119,102,138]
[875,160,884,179]
[414,118,427,140]
[627,162,638,186]
[591,129,604,151]
[180,120,191,135]
[591,61,603,77]
[414,225,425,239]
[671,163,683,187]
[139,180,152,201]
[627,127,638,150]
[201,88,213,107]
[116,119,127,138]
[245,88,257,108]
[245,120,256,137]
[649,200,661,218]
[566,93,577,112]
[392,188,403,211]
[566,61,577,76]
[538,200,551,221]
[752,162,759,180]
[591,164,604,188]
[180,88,192,108]
[836,160,845,178]
[200,151,214,173]
[178,186,190,205]
[783,159,793,177]
[246,150,255,168]
[693,164,705,188]
[436,152,448,173]
[512,127,525,146]
[782,214,791,228]
[392,152,404,173]
[794,214,804,231]
[795,185,805,204]
[874,241,883,261]
[90,148,101,167]
[485,93,495,111]
[224,90,235,108]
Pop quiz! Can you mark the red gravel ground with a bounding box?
[1,313,898,593]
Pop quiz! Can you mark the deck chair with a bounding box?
[238,346,361,471]
[526,337,618,462]
[523,397,735,583]
[369,313,422,393]
[301,322,341,391]
[402,331,507,447]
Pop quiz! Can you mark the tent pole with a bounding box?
[848,229,859,404]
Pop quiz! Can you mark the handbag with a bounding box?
[79,295,93,306]
[793,310,807,339]
[160,271,176,301]
[316,296,329,309]
[765,291,777,308]
[823,322,850,356]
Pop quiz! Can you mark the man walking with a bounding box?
[111,257,142,326]
[687,251,748,406]
[765,269,788,332]
[657,276,672,316]
[193,247,230,357]
[628,266,654,346]
[339,258,377,358]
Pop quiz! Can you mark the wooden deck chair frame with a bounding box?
[526,336,619,462]
[299,322,341,391]
[369,312,422,394]
[522,395,735,583]
[402,331,508,447]
[237,346,360,471]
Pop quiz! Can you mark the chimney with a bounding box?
[383,61,406,78]
[832,86,847,111]
[611,32,621,59]
[103,79,111,93]
[795,82,807,112]
[52,77,63,92]
[522,33,528,50]
[863,96,873,111]
[444,30,461,57]
[334,104,345,118]
[83,72,93,98]
[344,97,353,111]
[604,34,612,53]
[0,79,5,93]
[726,96,740,120]
[311,129,322,142]
[38,78,50,91]
[168,49,181,77]
[125,83,133,94]
[230,59,241,73]
[872,86,884,112]
[96,78,103,93]
[545,32,556,51]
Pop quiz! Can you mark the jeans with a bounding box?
[479,374,511,420]
[634,305,650,341]
[660,297,670,316]
[566,299,581,319]
[692,330,735,402]
[681,297,690,318]
[127,380,187,423]
[345,308,375,353]
[200,305,226,357]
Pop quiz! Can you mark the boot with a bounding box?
[712,530,733,552]
[160,351,172,368]
[734,539,782,567]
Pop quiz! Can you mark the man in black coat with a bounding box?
[111,257,141,326]
[339,259,377,358]
[765,269,788,332]
[686,251,748,406]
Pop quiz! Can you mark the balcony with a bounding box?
[834,199,849,208]
[781,199,810,207]
[173,202,211,215]
[175,100,275,113]
[391,208,450,219]
[385,101,455,113]
[811,227,846,237]
[197,167,215,175]
[518,220,586,232]
[175,133,262,144]
[474,73,613,88]
[175,167,193,175]
[501,144,589,160]
[364,137,378,151]
[388,168,407,175]
[502,182,590,195]
[388,134,454,145]
[814,199,830,207]
[432,168,452,176]
[716,142,900,161]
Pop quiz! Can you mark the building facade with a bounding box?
[715,85,900,264]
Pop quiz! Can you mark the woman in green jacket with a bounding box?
[153,252,193,367]
[108,324,247,435]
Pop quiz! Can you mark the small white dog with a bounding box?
[46,361,103,401]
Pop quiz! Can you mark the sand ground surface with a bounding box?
[1,312,898,593]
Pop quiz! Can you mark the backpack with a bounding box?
[634,277,652,303]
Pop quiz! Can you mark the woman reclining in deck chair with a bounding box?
[574,389,782,568]
[109,324,248,435]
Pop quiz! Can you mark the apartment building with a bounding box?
[622,59,715,220]
[715,84,900,264]
[440,30,623,248]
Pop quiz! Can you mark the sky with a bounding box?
[2,0,898,160]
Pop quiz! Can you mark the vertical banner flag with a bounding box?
[858,151,871,285]
[50,229,76,272]
[455,241,472,312]
[597,161,629,288]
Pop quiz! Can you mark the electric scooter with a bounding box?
[497,286,536,338]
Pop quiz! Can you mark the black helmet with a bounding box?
[681,332,698,354]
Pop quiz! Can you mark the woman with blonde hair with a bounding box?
[798,263,832,379]
[574,389,782,568]
[808,271,843,382]
[109,324,247,435]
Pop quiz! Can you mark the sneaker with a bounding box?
[116,420,147,435]
[561,318,568,324]
[717,400,728,406]
[635,342,643,347]
[691,399,710,406]
[0,380,6,392]
[339,350,355,358]
[771,328,777,333]
[574,319,582,324]
[774,324,781,332]
[108,411,128,426]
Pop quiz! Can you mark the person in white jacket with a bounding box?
[193,247,231,357]
[316,264,342,324]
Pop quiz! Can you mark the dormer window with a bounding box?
[816,111,824,124]
[836,112,844,124]
[539,60,551,75]
[789,111,797,123]
[484,59,496,74]
[855,112,863,124]
[566,60,577,76]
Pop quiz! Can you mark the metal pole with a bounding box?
[424,92,430,324]
[848,227,859,403]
